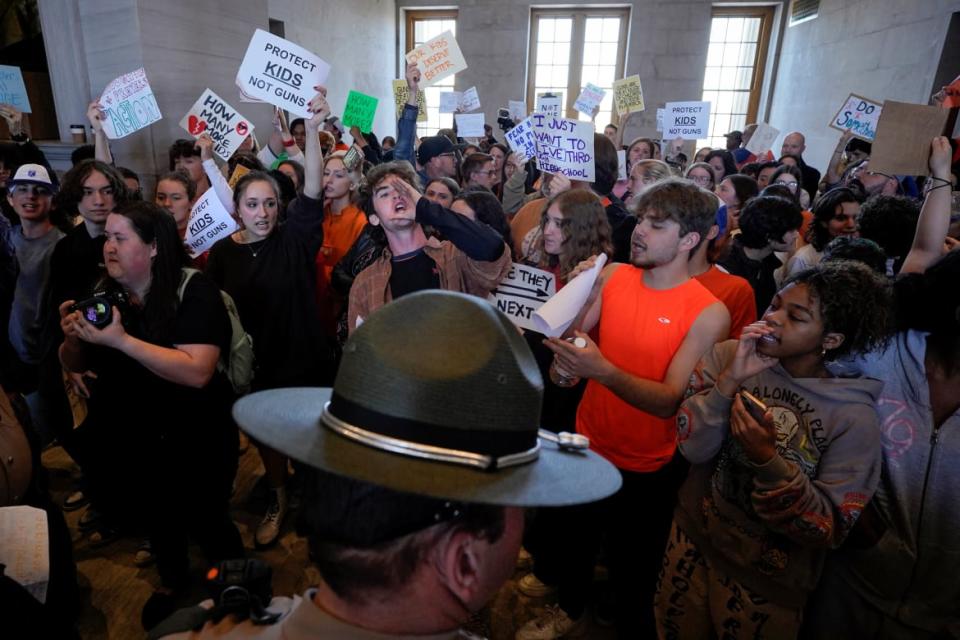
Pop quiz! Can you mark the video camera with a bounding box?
[68,289,129,328]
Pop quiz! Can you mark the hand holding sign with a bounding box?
[196,133,215,162]
[86,101,105,134]
[179,89,255,162]
[98,68,162,139]
[0,103,24,137]
[305,88,331,130]
[405,62,421,100]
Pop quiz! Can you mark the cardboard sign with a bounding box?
[0,65,31,112]
[505,116,537,163]
[656,108,664,132]
[405,30,467,87]
[664,101,711,139]
[98,68,162,139]
[0,506,49,604]
[509,100,527,121]
[341,90,378,133]
[179,89,254,162]
[237,29,331,118]
[392,80,427,122]
[455,112,485,138]
[869,100,950,176]
[745,122,780,155]
[617,149,627,181]
[228,164,251,189]
[531,114,595,181]
[574,83,606,116]
[488,263,556,331]
[536,94,562,118]
[185,188,240,258]
[613,76,645,115]
[830,93,883,141]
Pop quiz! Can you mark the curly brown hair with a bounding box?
[785,260,892,359]
[536,189,612,281]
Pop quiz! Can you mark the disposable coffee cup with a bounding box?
[70,125,87,144]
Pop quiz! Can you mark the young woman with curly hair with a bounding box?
[655,260,892,639]
[783,187,862,279]
[534,189,613,282]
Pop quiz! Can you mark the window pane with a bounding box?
[731,91,750,114]
[554,43,570,66]
[713,114,731,137]
[535,65,553,87]
[738,43,757,67]
[601,17,620,41]
[725,18,744,42]
[735,67,754,90]
[703,66,721,90]
[538,42,553,65]
[716,91,734,114]
[722,43,741,67]
[743,18,760,42]
[596,66,615,87]
[710,18,727,42]
[555,18,572,42]
[706,43,723,66]
[719,67,736,88]
[551,66,568,87]
[583,42,600,65]
[585,18,602,42]
[600,42,618,63]
[413,16,458,137]
[540,18,555,42]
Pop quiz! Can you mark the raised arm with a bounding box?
[393,62,421,167]
[821,131,853,189]
[84,101,114,165]
[900,136,953,275]
[302,88,329,200]
[196,134,235,213]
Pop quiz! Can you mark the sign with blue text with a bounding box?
[829,93,882,141]
[99,68,162,140]
[530,114,595,181]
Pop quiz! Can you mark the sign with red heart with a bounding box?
[179,88,255,162]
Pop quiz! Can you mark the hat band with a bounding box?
[323,396,540,471]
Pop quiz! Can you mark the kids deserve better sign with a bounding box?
[237,29,331,118]
[179,89,254,162]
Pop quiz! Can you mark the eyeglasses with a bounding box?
[867,170,896,181]
[438,152,457,159]
[10,184,52,197]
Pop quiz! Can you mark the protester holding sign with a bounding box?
[206,89,335,549]
[57,201,244,630]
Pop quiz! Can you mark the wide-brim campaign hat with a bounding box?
[234,290,621,507]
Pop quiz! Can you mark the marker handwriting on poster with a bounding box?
[613,76,645,115]
[405,31,467,87]
[574,83,606,116]
[0,65,31,112]
[185,188,239,258]
[536,94,562,119]
[829,94,882,141]
[530,114,595,181]
[237,29,330,118]
[341,90,378,133]
[392,80,427,122]
[99,68,162,139]
[179,89,254,162]
[505,116,537,162]
[488,263,556,331]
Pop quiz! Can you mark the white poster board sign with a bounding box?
[531,114,595,181]
[829,93,882,141]
[237,29,331,118]
[185,188,240,258]
[99,68,162,139]
[574,83,606,116]
[536,94,562,119]
[488,263,557,331]
[179,89,254,162]
[505,116,537,163]
[509,100,527,121]
[617,149,627,181]
[664,101,711,139]
[745,122,780,155]
[533,254,608,337]
[439,92,460,113]
[405,30,467,87]
[455,112,485,138]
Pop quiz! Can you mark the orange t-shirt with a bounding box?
[695,265,757,337]
[577,266,719,472]
[510,198,547,258]
[315,203,367,330]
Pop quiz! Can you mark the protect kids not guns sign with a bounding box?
[664,101,711,139]
[237,29,331,118]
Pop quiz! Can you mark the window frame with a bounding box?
[404,9,459,137]
[526,8,630,120]
[706,5,775,137]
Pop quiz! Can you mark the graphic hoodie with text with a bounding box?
[674,339,884,607]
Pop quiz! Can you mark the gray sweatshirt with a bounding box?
[9,225,64,364]
[674,339,883,607]
[818,330,960,634]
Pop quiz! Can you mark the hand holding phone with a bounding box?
[739,390,768,424]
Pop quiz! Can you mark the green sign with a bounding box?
[342,90,378,133]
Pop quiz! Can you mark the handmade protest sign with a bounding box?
[459,87,481,112]
[185,188,240,258]
[829,93,882,141]
[439,92,460,113]
[488,263,556,331]
[392,80,427,122]
[455,112,485,138]
[613,76,645,115]
[530,114,595,181]
[405,30,467,87]
[664,101,710,139]
[179,89,254,162]
[98,68,162,139]
[533,254,608,337]
[617,149,627,181]
[745,122,779,155]
[237,29,331,118]
[341,90,378,133]
[509,100,527,120]
[237,82,267,104]
[536,94,562,118]
[228,165,251,189]
[574,83,606,116]
[505,116,537,162]
[869,100,949,176]
[0,65,31,112]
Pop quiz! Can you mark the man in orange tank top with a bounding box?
[519,179,729,639]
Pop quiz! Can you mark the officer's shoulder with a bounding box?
[149,595,297,639]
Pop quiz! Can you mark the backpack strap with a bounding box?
[177,267,201,301]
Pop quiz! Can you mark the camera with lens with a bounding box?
[497,107,514,133]
[68,289,129,329]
